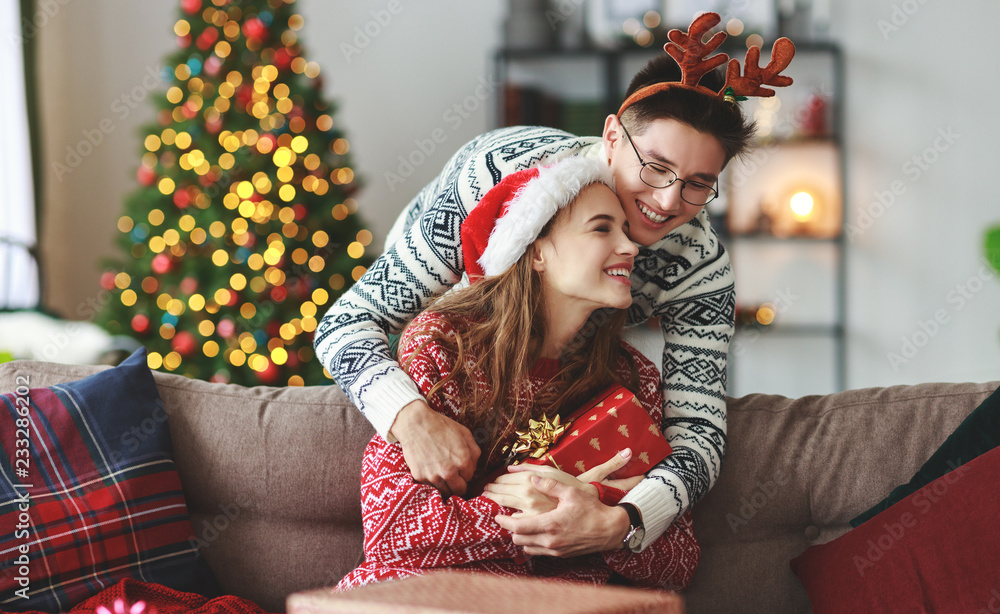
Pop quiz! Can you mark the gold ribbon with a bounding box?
[502,413,568,468]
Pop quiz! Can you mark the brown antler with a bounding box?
[724,37,796,98]
[664,12,728,87]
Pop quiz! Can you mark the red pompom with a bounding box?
[242,17,268,43]
[180,0,202,15]
[131,314,150,335]
[137,166,156,187]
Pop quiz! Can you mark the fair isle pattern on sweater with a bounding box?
[315,125,735,549]
[334,313,700,591]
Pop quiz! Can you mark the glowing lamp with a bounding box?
[789,191,815,221]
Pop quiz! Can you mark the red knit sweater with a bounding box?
[335,312,699,591]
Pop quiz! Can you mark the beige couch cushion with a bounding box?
[686,381,998,614]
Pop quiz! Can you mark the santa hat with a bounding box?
[461,156,613,282]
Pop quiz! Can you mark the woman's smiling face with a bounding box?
[532,182,638,313]
[603,116,727,247]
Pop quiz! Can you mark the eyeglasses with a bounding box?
[619,123,719,207]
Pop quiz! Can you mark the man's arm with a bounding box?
[621,211,734,549]
[314,126,598,490]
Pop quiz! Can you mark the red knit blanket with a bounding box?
[4,578,279,614]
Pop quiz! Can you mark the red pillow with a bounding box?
[791,445,1000,613]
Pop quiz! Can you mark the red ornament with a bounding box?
[273,47,293,71]
[183,102,198,120]
[285,350,300,368]
[172,331,197,357]
[131,314,151,335]
[235,84,253,107]
[177,34,191,49]
[270,285,287,302]
[137,166,156,187]
[196,27,219,52]
[180,277,198,295]
[292,204,307,220]
[242,17,268,44]
[100,271,117,291]
[151,253,172,275]
[173,188,192,209]
[180,0,201,15]
[217,318,236,338]
[206,115,223,135]
[204,55,223,77]
[257,132,277,152]
[256,359,280,385]
[157,109,173,126]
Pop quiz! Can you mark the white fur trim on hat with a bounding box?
[478,157,614,277]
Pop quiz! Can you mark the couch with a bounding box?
[1,357,995,613]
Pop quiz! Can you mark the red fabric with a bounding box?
[459,167,540,282]
[790,444,1000,613]
[336,312,699,592]
[3,577,276,614]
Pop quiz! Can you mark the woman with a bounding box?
[336,157,699,591]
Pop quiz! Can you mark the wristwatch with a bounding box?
[618,503,645,552]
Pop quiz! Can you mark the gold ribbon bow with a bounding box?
[502,413,567,469]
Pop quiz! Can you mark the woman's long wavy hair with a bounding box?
[399,207,639,471]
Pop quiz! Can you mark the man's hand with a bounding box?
[493,476,631,557]
[390,399,480,497]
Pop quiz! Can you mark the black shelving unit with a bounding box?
[494,40,847,395]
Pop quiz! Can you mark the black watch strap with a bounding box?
[619,502,643,530]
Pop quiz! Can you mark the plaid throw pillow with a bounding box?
[0,348,206,612]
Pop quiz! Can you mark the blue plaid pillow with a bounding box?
[0,348,211,611]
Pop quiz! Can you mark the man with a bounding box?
[316,12,793,555]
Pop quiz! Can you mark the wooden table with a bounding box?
[287,571,685,614]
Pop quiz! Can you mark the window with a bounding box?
[0,0,40,309]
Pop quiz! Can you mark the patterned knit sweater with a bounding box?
[334,312,700,591]
[315,125,735,549]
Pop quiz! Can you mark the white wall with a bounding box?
[32,0,1000,392]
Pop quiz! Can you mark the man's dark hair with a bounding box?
[620,54,755,163]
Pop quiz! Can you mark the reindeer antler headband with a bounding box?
[617,12,796,117]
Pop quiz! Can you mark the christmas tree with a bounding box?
[99,0,372,387]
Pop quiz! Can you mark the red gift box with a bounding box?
[519,384,672,478]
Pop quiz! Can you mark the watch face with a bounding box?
[628,526,645,550]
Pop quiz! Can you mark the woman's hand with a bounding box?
[482,471,559,516]
[504,448,644,495]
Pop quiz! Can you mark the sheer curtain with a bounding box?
[0,1,40,309]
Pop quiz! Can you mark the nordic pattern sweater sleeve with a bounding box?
[619,209,735,551]
[313,126,600,439]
